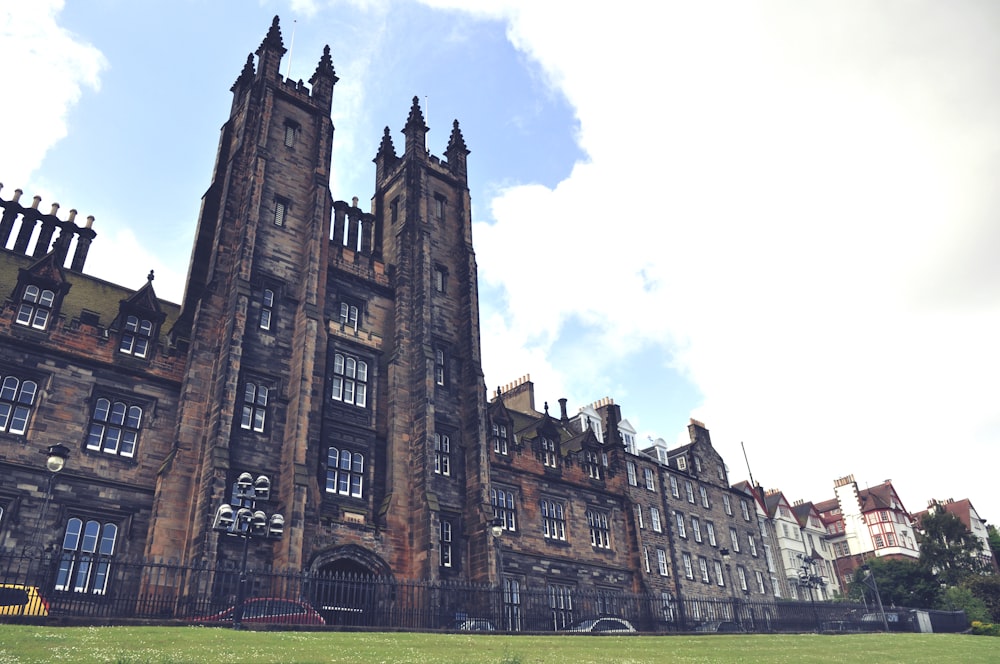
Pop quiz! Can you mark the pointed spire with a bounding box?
[230,53,256,92]
[309,44,339,110]
[445,119,469,177]
[376,126,397,161]
[402,96,428,158]
[255,16,287,80]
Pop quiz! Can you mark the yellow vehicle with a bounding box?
[0,584,49,616]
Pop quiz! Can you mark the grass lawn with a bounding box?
[0,626,993,663]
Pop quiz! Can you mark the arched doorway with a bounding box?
[309,545,392,626]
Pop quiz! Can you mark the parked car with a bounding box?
[568,617,636,633]
[455,618,496,631]
[192,598,325,625]
[0,584,49,617]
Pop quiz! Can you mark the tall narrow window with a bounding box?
[691,516,702,543]
[737,566,748,591]
[706,521,717,546]
[492,423,508,455]
[747,533,758,556]
[685,481,695,503]
[682,553,693,579]
[699,486,710,508]
[433,194,446,220]
[434,433,451,476]
[715,561,726,586]
[16,285,55,330]
[326,447,365,498]
[549,584,574,630]
[259,289,274,330]
[730,527,741,552]
[699,557,710,583]
[643,546,650,573]
[434,266,447,293]
[0,375,37,436]
[274,198,288,227]
[723,494,733,516]
[675,512,687,538]
[626,462,637,486]
[651,507,662,533]
[635,504,644,529]
[541,499,566,540]
[657,549,669,576]
[439,519,452,568]
[434,349,446,386]
[119,315,153,358]
[86,398,143,458]
[331,352,368,407]
[491,487,517,532]
[503,578,522,632]
[669,475,679,498]
[283,121,300,147]
[587,509,611,549]
[54,518,117,594]
[644,468,656,491]
[740,499,751,521]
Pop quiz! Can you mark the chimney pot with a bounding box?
[86,216,95,229]
[49,203,60,215]
[558,398,568,420]
[68,209,77,223]
[31,195,41,209]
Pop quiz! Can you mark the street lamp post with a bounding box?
[212,472,284,630]
[27,444,71,553]
[720,547,739,629]
[797,554,826,632]
[490,517,504,629]
[860,564,890,631]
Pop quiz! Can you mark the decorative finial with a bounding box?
[147,270,155,282]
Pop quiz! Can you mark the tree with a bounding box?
[988,524,1000,562]
[964,575,1000,623]
[847,557,940,608]
[939,585,989,623]
[918,510,983,586]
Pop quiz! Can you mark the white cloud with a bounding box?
[0,0,106,187]
[454,2,1000,513]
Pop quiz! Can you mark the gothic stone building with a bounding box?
[0,17,490,594]
[0,17,779,623]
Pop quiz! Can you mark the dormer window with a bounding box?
[119,315,153,358]
[585,450,602,479]
[16,285,55,330]
[541,436,557,468]
[492,423,508,455]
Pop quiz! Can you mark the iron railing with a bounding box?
[0,551,963,633]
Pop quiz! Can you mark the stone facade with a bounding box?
[0,16,800,617]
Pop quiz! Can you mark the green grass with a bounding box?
[0,626,993,663]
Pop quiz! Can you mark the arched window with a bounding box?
[331,352,368,407]
[326,447,365,498]
[240,383,268,432]
[54,518,118,594]
[16,285,55,330]
[119,315,153,358]
[87,397,143,457]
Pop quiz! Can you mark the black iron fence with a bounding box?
[0,551,964,633]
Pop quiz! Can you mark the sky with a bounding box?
[2,1,999,526]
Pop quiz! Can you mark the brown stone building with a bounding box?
[0,17,783,627]
[0,17,490,595]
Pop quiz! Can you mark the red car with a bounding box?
[193,598,326,625]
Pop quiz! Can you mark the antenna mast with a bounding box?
[741,441,757,490]
[285,19,297,79]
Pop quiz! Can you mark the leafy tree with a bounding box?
[917,510,984,586]
[964,575,1000,623]
[988,524,1000,562]
[847,557,940,608]
[939,585,989,623]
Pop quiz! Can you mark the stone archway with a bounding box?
[308,545,392,626]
